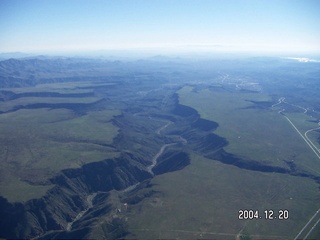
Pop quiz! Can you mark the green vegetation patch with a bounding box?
[0,174,53,203]
[2,81,116,92]
[40,109,120,144]
[0,108,120,202]
[126,153,320,239]
[35,81,117,90]
[177,86,320,173]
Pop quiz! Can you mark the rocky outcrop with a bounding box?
[0,155,152,239]
[153,150,190,175]
[1,84,319,239]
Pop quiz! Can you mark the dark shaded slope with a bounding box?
[174,103,198,117]
[0,154,152,239]
[153,151,190,175]
[0,90,94,101]
[0,98,106,114]
[191,118,218,131]
[169,93,320,184]
[1,82,319,239]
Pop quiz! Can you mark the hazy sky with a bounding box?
[1,0,320,54]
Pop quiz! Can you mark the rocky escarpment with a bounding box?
[0,98,107,115]
[1,88,319,239]
[152,150,190,175]
[169,96,320,184]
[0,90,95,101]
[0,90,185,239]
[0,154,152,239]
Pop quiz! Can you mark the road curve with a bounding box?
[274,97,320,239]
[304,122,320,154]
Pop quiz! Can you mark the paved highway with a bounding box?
[273,97,320,239]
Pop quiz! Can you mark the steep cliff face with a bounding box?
[153,151,190,175]
[2,85,318,239]
[0,94,194,239]
[0,155,152,239]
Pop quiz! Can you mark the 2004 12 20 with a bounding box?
[238,209,289,220]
